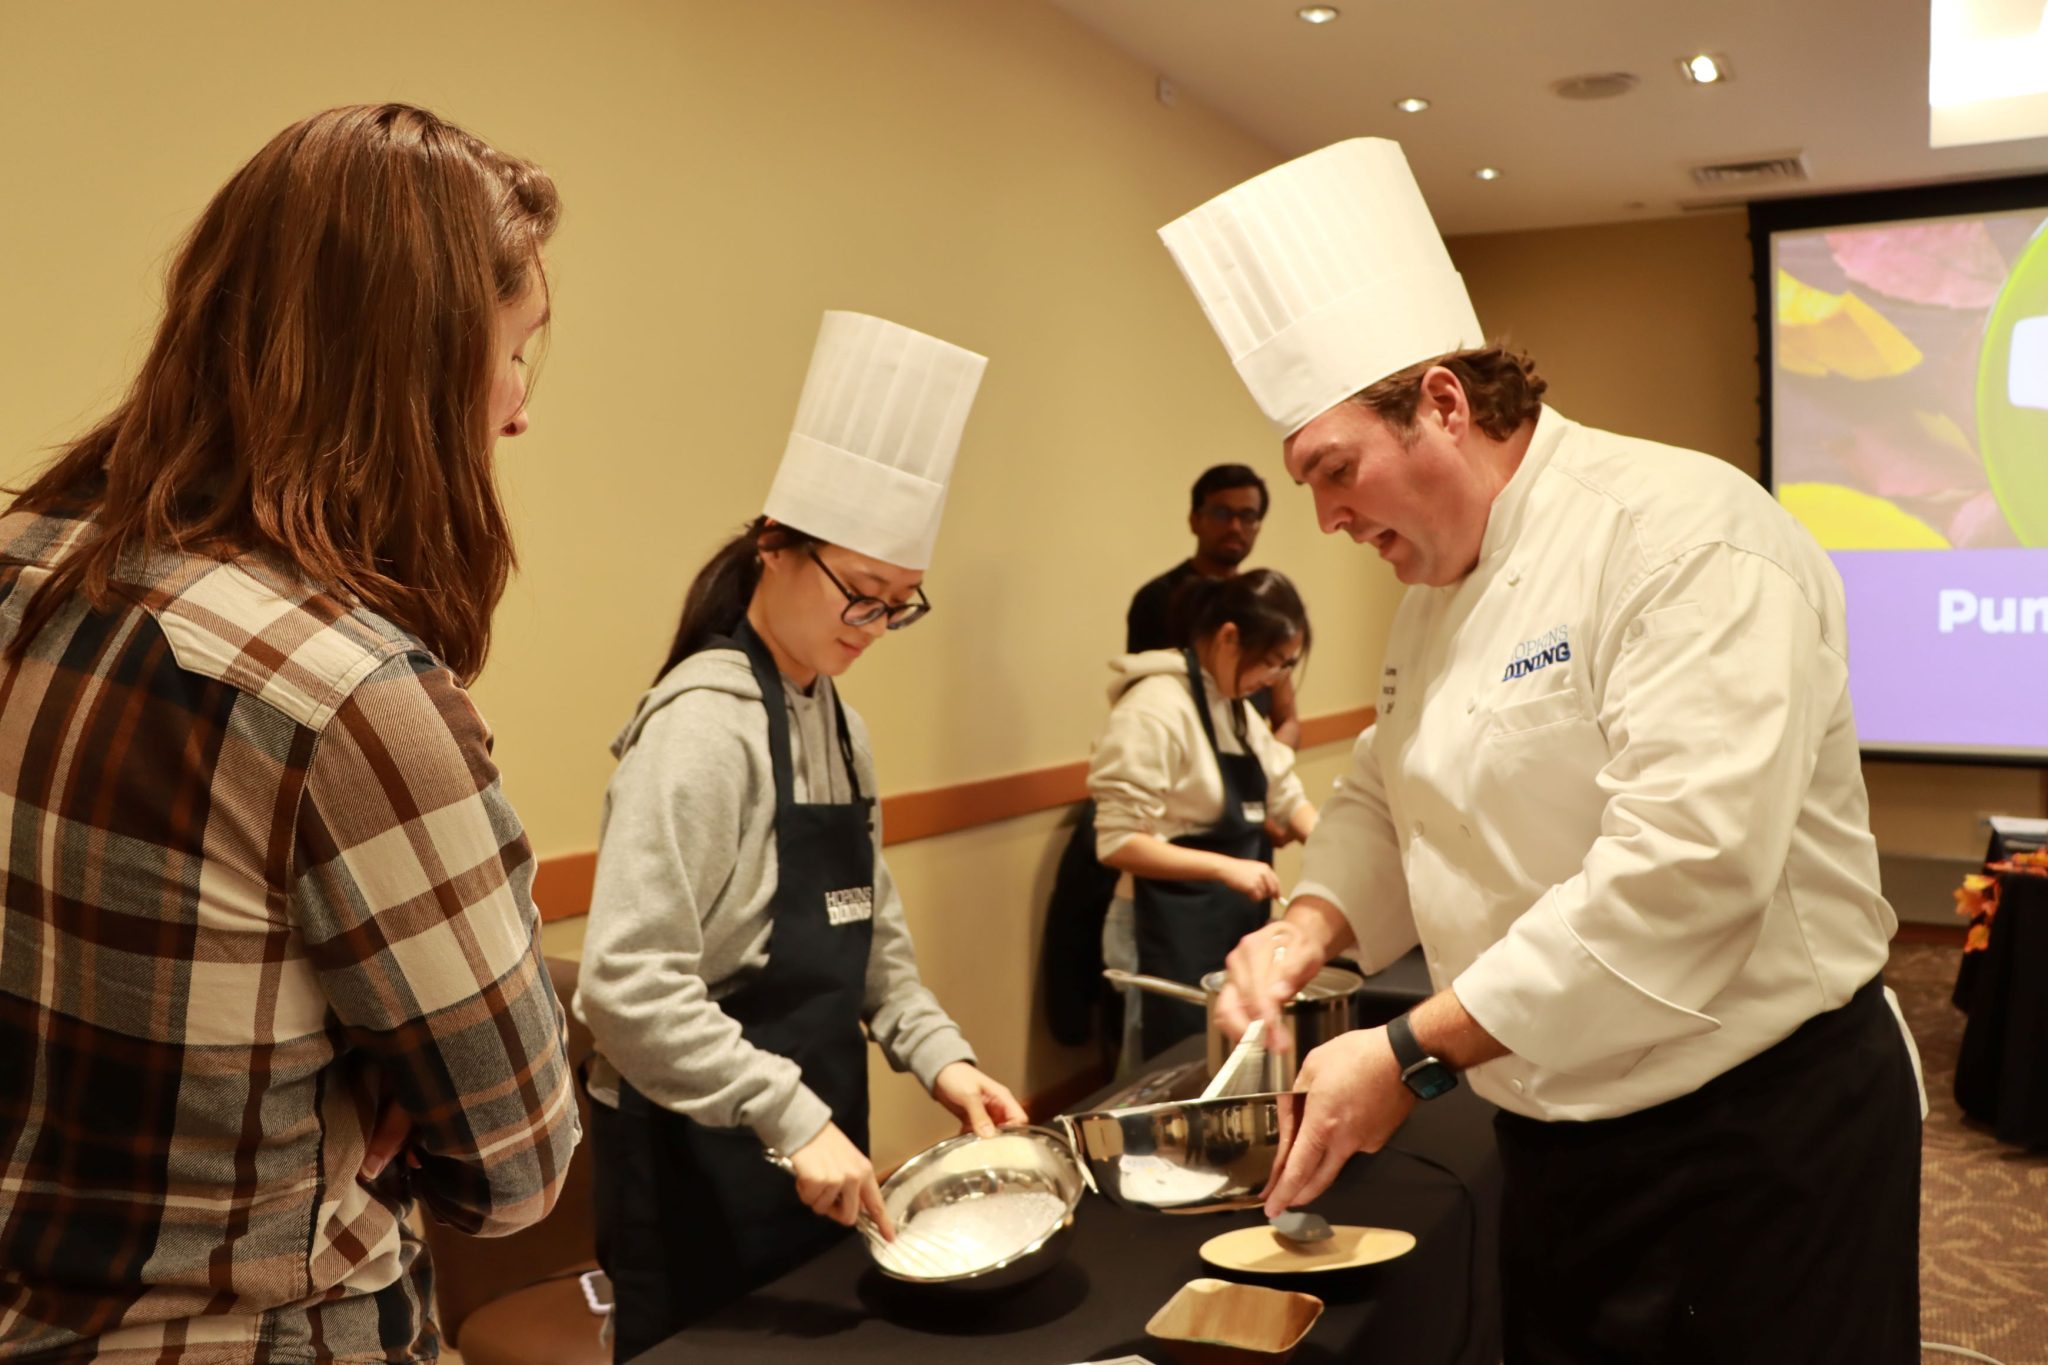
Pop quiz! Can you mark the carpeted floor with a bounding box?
[1893,938,2048,1365]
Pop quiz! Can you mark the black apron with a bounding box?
[594,621,876,1361]
[1041,799,1122,1049]
[1132,648,1273,1058]
[1494,975,1921,1364]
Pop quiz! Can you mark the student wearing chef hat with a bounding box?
[576,311,1027,1356]
[1171,140,1923,1362]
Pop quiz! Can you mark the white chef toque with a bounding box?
[1158,138,1484,437]
[763,311,988,571]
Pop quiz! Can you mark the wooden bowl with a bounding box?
[1144,1277,1324,1365]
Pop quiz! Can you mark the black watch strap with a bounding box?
[1387,1013,1428,1070]
[1387,1012,1460,1100]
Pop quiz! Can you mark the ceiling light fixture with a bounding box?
[1393,96,1431,113]
[1678,53,1732,84]
[1297,6,1341,24]
[1474,167,1503,182]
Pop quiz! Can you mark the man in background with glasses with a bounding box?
[1126,464,1302,748]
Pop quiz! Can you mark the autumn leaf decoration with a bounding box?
[1956,850,2048,953]
[1955,874,1999,954]
[1777,269,1924,380]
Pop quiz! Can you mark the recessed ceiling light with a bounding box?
[1474,167,1503,182]
[1297,6,1341,24]
[1679,53,1732,84]
[1393,96,1431,113]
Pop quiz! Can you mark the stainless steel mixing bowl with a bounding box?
[859,1127,1085,1291]
[1058,1091,1309,1213]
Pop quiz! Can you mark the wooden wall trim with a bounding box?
[534,850,596,925]
[1295,704,1376,751]
[879,760,1090,845]
[533,703,1377,923]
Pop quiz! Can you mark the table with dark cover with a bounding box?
[653,1029,1500,1364]
[1953,862,2048,1149]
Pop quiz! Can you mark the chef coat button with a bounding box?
[1414,821,1426,839]
[1459,823,1471,838]
[1511,1079,1526,1094]
[1506,568,1522,586]
[1465,698,1476,714]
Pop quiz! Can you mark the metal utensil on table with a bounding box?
[1269,1208,1335,1244]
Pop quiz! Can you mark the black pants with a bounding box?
[1495,977,1921,1364]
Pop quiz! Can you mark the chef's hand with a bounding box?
[1262,1027,1415,1218]
[789,1122,893,1238]
[1216,919,1325,1048]
[1214,857,1282,903]
[932,1061,1028,1138]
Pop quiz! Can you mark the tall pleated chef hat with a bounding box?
[764,311,988,570]
[1158,138,1484,437]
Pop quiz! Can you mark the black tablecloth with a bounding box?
[655,1035,1501,1364]
[1953,868,2048,1149]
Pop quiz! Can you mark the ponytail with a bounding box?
[655,516,818,682]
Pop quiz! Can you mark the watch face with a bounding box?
[1405,1063,1459,1101]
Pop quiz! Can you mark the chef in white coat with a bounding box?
[1160,138,1924,1363]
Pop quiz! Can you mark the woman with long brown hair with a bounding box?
[0,104,579,1361]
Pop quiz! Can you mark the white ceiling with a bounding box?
[1046,0,2048,236]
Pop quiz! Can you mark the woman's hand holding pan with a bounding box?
[788,1121,893,1239]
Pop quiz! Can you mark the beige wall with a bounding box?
[3,2,1405,1169]
[0,0,1392,852]
[1447,212,2048,873]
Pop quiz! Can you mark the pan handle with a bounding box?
[1101,968,1210,1007]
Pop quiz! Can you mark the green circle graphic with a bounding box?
[1979,218,2048,547]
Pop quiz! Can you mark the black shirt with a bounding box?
[1125,560,1275,720]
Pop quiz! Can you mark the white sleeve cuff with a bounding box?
[1094,828,1137,862]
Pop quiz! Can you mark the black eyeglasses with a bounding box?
[1199,505,1264,529]
[809,549,932,630]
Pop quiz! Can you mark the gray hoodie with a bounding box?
[574,647,975,1157]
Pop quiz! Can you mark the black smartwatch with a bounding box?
[1386,1013,1459,1100]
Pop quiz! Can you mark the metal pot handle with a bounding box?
[1101,968,1211,1007]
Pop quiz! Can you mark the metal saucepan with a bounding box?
[1056,1090,1309,1213]
[1103,965,1366,1090]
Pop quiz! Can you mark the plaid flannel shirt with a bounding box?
[0,510,580,1363]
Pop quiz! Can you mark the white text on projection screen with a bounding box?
[1772,209,2048,758]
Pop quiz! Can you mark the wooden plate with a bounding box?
[1198,1224,1417,1276]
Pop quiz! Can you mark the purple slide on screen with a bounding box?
[1768,206,2048,759]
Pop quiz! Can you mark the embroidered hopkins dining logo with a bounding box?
[1502,624,1571,681]
[825,887,874,926]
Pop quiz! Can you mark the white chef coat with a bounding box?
[1296,406,1903,1121]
